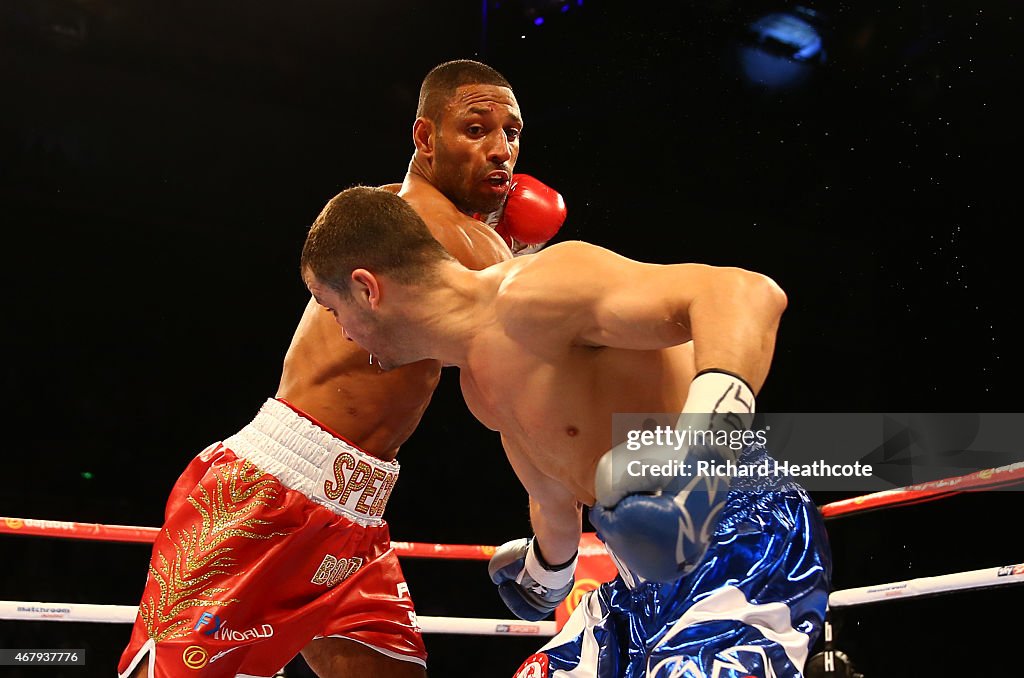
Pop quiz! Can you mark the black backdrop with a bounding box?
[1,1,1021,676]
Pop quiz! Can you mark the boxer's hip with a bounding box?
[221,397,400,526]
[601,445,830,596]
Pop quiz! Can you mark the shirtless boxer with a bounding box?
[300,187,831,678]
[118,60,566,678]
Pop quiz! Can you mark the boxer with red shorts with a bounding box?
[119,399,423,677]
[118,59,567,677]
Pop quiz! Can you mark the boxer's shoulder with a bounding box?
[401,189,510,270]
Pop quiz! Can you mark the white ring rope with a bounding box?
[828,562,1024,608]
[0,601,557,637]
[6,562,1021,636]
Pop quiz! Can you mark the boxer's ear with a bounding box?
[413,117,435,157]
[351,269,382,310]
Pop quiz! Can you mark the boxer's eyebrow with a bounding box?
[468,105,522,126]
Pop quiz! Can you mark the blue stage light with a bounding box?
[737,7,827,90]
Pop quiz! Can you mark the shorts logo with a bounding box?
[208,646,242,665]
[182,645,209,670]
[997,564,1024,577]
[651,646,773,678]
[194,611,274,641]
[195,611,223,636]
[322,452,397,517]
[514,653,549,678]
[311,554,364,587]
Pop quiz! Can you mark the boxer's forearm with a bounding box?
[685,268,787,395]
[529,494,582,567]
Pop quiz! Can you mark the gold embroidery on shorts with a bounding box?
[140,460,289,642]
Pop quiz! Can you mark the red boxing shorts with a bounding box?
[118,398,426,678]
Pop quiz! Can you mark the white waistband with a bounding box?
[223,399,399,527]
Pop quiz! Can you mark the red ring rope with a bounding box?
[0,517,493,560]
[819,461,1024,519]
[3,461,1022,550]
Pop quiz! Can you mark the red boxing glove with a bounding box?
[495,174,567,249]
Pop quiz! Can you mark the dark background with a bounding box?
[1,0,1021,676]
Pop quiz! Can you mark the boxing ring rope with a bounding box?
[3,460,1023,637]
[0,601,554,636]
[0,516,552,636]
[0,517,494,560]
[812,461,1024,675]
[815,461,1024,607]
[827,563,1024,608]
[819,460,1024,520]
[5,461,1021,547]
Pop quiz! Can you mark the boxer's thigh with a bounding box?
[302,636,426,677]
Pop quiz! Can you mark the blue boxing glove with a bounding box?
[487,537,577,622]
[591,370,756,583]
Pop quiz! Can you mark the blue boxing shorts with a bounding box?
[513,446,831,678]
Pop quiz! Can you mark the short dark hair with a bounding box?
[301,186,452,297]
[416,59,512,121]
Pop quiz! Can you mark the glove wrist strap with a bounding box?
[683,369,756,416]
[525,538,577,589]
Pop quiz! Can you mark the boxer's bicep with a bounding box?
[539,244,709,350]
